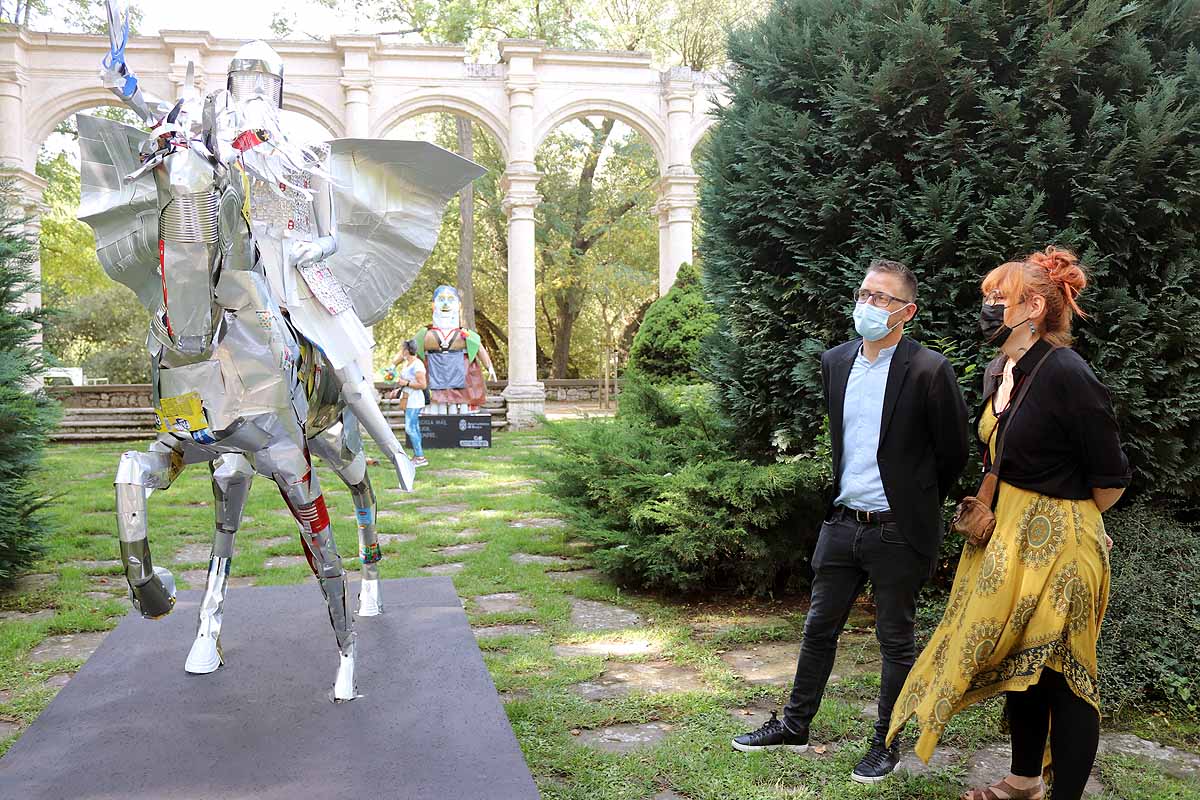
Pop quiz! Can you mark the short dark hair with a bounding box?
[402,339,418,356]
[867,258,918,302]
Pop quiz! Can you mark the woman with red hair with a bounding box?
[886,247,1131,800]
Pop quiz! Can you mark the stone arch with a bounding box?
[27,86,130,150]
[282,92,345,139]
[534,97,668,171]
[688,115,718,161]
[372,94,509,157]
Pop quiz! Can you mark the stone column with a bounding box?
[1,167,49,387]
[655,200,670,295]
[0,65,26,174]
[337,37,376,139]
[341,76,372,138]
[498,39,546,429]
[658,68,701,293]
[656,174,700,294]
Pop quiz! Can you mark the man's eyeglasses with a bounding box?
[855,289,913,308]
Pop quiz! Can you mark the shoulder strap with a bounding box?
[990,347,1056,477]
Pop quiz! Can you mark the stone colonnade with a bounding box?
[0,27,722,425]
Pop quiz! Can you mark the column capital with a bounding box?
[160,30,216,52]
[657,172,700,206]
[0,63,28,87]
[340,72,374,92]
[169,63,206,95]
[661,66,698,99]
[0,166,47,216]
[498,39,546,63]
[501,170,543,214]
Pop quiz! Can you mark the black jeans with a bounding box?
[782,514,930,741]
[1008,668,1100,800]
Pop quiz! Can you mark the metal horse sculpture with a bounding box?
[79,15,484,701]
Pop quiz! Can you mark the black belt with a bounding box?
[834,505,895,524]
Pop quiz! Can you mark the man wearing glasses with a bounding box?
[732,259,969,784]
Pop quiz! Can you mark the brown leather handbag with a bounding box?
[951,348,1054,547]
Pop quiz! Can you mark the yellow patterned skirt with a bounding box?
[886,405,1110,762]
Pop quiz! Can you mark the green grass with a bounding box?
[0,428,1197,799]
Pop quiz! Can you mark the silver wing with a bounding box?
[324,139,486,327]
[77,113,161,311]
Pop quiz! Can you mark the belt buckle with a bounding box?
[854,509,870,523]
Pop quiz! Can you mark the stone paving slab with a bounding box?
[427,469,489,480]
[1098,733,1200,781]
[571,661,706,700]
[509,517,566,529]
[377,533,417,546]
[437,543,486,557]
[511,553,576,568]
[173,544,212,563]
[0,609,55,622]
[418,504,470,515]
[553,639,662,658]
[28,631,110,663]
[263,555,307,569]
[472,593,532,614]
[0,579,539,800]
[473,624,543,640]
[546,568,601,583]
[575,722,674,753]
[420,562,465,576]
[569,598,642,632]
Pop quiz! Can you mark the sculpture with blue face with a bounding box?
[432,285,462,330]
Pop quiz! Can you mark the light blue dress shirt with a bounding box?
[834,342,897,512]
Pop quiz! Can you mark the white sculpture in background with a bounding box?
[413,285,498,415]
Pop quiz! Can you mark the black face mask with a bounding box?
[979,302,1013,345]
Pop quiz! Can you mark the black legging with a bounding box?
[1007,668,1100,800]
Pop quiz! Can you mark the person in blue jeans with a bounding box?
[394,340,428,467]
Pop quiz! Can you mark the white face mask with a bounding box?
[853,301,909,341]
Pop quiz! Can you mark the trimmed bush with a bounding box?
[1096,502,1200,715]
[701,0,1200,498]
[543,376,830,596]
[0,183,60,585]
[628,262,719,384]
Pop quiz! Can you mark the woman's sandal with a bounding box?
[961,778,1045,800]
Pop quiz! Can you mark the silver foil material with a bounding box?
[324,139,487,326]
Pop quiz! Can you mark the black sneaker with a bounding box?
[851,737,899,784]
[731,711,809,752]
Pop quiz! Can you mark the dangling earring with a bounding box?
[1028,321,1037,335]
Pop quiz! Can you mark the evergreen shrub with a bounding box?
[0,183,60,585]
[627,262,719,383]
[701,0,1200,498]
[1096,502,1200,715]
[543,376,831,595]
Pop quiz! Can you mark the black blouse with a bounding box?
[978,337,1132,500]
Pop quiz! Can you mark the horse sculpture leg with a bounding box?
[309,413,383,617]
[335,361,416,493]
[265,446,357,702]
[185,453,254,674]
[115,438,182,619]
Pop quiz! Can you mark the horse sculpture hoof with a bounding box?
[130,565,177,620]
[331,651,358,703]
[357,578,383,617]
[392,450,416,493]
[184,633,224,674]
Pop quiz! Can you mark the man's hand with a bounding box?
[290,241,325,267]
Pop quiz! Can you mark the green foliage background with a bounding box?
[700,0,1200,499]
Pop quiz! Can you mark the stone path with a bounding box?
[572,661,706,700]
[575,722,674,753]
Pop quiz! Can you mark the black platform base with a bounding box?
[0,578,539,800]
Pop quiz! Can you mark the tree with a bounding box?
[0,180,59,585]
[702,0,1200,498]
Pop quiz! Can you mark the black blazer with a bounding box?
[821,336,970,559]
